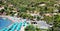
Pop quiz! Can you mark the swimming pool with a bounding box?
[0,17,13,29]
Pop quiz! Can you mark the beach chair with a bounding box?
[23,21,27,26]
[16,22,22,31]
[10,23,18,31]
[4,22,17,31]
[23,21,29,28]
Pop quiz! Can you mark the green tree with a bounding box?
[25,25,42,31]
[48,15,60,31]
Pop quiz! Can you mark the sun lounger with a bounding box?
[16,22,22,31]
[4,22,17,31]
[10,23,18,31]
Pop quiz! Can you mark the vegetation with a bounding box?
[25,25,42,31]
[0,0,60,31]
[51,15,60,31]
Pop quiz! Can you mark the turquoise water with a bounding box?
[0,17,12,29]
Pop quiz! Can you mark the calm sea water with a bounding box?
[0,17,12,29]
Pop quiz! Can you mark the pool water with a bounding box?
[0,17,12,29]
